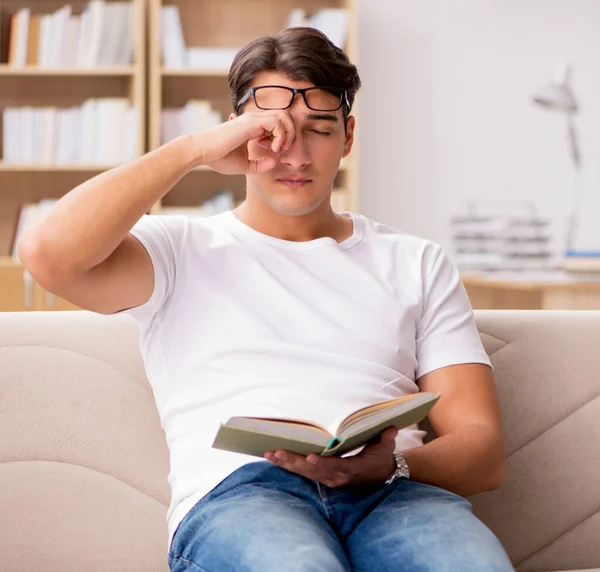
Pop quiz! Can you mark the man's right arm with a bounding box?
[17,111,295,315]
[16,135,200,314]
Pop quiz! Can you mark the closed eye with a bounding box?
[310,129,331,136]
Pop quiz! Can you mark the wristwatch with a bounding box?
[385,451,410,485]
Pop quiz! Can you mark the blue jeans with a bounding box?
[168,461,514,572]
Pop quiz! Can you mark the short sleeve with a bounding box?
[120,214,183,327]
[415,245,491,380]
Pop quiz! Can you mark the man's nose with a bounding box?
[280,130,312,169]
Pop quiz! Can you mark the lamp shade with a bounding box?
[532,61,579,113]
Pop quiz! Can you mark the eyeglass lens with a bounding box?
[254,87,342,111]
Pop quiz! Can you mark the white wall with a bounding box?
[357,0,600,256]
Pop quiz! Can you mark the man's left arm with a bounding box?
[403,362,506,497]
[265,362,506,497]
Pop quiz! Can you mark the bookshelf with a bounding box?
[0,0,146,311]
[147,0,358,215]
[0,0,359,311]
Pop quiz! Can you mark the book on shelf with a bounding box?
[5,1,134,68]
[212,392,440,459]
[161,100,222,145]
[10,199,58,261]
[285,8,349,50]
[2,98,138,165]
[186,47,238,71]
[159,6,239,71]
[160,4,187,68]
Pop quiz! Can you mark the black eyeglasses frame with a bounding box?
[235,85,350,114]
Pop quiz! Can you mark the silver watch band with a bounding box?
[385,451,410,485]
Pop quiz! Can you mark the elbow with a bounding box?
[17,234,45,274]
[17,234,66,289]
[483,454,506,492]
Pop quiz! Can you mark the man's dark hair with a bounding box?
[229,27,361,125]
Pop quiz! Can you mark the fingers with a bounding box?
[265,450,351,488]
[270,119,286,153]
[381,426,399,442]
[246,156,276,174]
[277,111,295,151]
[249,110,296,153]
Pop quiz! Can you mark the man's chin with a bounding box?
[264,195,324,217]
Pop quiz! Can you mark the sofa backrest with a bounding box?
[0,310,599,572]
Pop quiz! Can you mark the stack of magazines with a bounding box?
[451,203,553,272]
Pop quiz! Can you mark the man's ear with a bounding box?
[342,115,356,158]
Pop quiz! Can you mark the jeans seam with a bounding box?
[172,556,212,572]
[316,481,333,520]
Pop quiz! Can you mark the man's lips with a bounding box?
[276,177,312,188]
[277,177,312,183]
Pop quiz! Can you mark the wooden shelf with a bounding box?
[0,162,122,172]
[0,256,21,268]
[0,65,136,77]
[162,68,229,77]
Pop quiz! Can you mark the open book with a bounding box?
[212,392,440,458]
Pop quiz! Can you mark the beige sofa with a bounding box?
[0,310,599,572]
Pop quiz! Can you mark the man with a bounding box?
[18,27,514,572]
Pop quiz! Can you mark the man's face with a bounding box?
[234,71,355,217]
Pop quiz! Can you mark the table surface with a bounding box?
[461,271,600,291]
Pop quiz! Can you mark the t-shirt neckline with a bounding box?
[220,210,364,251]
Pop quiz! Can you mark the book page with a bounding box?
[337,393,439,439]
[337,393,427,434]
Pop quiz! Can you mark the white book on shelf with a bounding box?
[63,15,81,67]
[308,9,348,50]
[79,99,98,163]
[186,47,238,70]
[112,2,135,65]
[85,0,107,67]
[49,5,72,67]
[13,8,31,67]
[103,98,128,163]
[32,108,43,163]
[95,99,109,163]
[286,8,308,28]
[161,5,187,68]
[97,2,123,66]
[76,6,91,67]
[53,108,64,164]
[14,108,23,162]
[124,106,137,161]
[42,107,57,164]
[161,108,181,144]
[25,107,34,162]
[68,106,82,163]
[38,14,52,68]
[2,108,16,162]
[193,100,216,132]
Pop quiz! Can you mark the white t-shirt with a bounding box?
[123,210,491,546]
